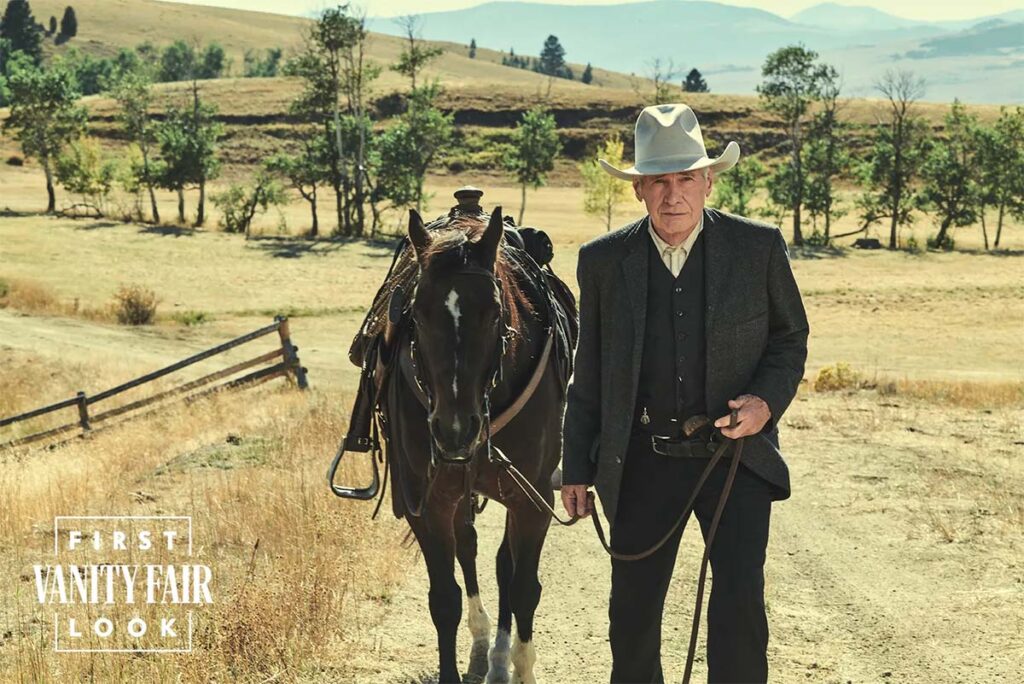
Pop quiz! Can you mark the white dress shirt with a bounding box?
[648,214,704,278]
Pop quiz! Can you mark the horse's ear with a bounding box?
[476,205,503,269]
[408,209,430,261]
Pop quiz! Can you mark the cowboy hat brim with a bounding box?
[599,140,740,181]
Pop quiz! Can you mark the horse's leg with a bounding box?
[486,513,514,684]
[407,503,463,684]
[455,497,490,680]
[507,500,551,684]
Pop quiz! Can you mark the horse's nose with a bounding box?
[430,413,484,458]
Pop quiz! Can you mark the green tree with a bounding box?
[266,134,328,237]
[756,44,838,246]
[390,83,452,214]
[919,100,979,250]
[55,137,119,215]
[154,81,223,225]
[505,105,561,224]
[287,5,380,236]
[211,170,286,237]
[975,107,1024,249]
[0,0,43,65]
[391,15,442,91]
[857,69,928,249]
[109,65,162,222]
[58,47,115,95]
[581,62,593,85]
[159,40,195,82]
[683,68,708,93]
[714,155,765,217]
[243,47,282,77]
[468,38,476,59]
[538,34,566,77]
[578,134,631,231]
[198,42,227,79]
[48,15,56,35]
[2,56,87,212]
[59,5,77,40]
[803,77,848,242]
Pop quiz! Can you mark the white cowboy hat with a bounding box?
[600,103,740,180]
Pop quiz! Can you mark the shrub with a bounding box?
[173,309,211,326]
[113,284,158,325]
[814,362,863,391]
[0,278,9,299]
[804,229,830,247]
[904,234,924,254]
[927,232,955,251]
[212,172,285,235]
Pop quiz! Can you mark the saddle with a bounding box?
[340,207,579,493]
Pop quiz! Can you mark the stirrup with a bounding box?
[327,442,380,500]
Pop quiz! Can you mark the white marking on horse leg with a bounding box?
[486,627,512,684]
[467,594,491,645]
[510,632,537,684]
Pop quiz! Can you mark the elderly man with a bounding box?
[561,103,809,683]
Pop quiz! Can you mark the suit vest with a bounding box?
[632,227,707,436]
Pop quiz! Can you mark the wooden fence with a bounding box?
[0,316,308,450]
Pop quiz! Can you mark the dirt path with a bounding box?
[345,390,1024,683]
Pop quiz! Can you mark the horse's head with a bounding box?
[407,206,507,463]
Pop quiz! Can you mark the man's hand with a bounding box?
[562,484,594,519]
[713,394,771,439]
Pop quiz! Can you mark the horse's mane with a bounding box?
[361,214,537,360]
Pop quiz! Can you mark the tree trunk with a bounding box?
[147,184,160,224]
[518,183,527,225]
[43,159,56,214]
[177,189,186,224]
[195,179,206,227]
[995,202,1005,248]
[310,188,319,239]
[980,206,989,251]
[141,148,160,223]
[792,203,802,246]
[934,218,952,250]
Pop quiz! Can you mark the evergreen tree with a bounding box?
[0,0,43,65]
[581,62,593,84]
[59,5,77,39]
[683,68,708,93]
[48,16,56,35]
[468,38,476,59]
[538,34,566,77]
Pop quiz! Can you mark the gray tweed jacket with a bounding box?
[561,206,809,525]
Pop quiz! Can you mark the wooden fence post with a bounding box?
[76,391,91,431]
[275,316,309,390]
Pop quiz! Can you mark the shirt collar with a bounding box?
[648,212,704,255]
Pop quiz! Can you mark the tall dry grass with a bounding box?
[0,354,411,683]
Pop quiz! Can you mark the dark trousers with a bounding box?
[608,435,773,683]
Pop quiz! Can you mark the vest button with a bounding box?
[675,286,682,293]
[676,311,685,317]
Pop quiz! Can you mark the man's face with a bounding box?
[633,168,714,234]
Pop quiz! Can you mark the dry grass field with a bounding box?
[1,171,1022,681]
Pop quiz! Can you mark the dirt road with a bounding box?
[345,390,1024,683]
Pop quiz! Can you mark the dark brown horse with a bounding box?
[372,206,569,683]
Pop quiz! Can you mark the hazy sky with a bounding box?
[169,0,1024,22]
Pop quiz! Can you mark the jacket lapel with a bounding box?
[620,217,649,384]
[702,207,732,334]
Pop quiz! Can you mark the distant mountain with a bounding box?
[790,2,925,31]
[907,20,1024,58]
[367,0,1023,104]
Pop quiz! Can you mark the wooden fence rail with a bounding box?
[0,316,308,451]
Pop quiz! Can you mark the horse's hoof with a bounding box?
[468,640,490,679]
[485,670,511,684]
